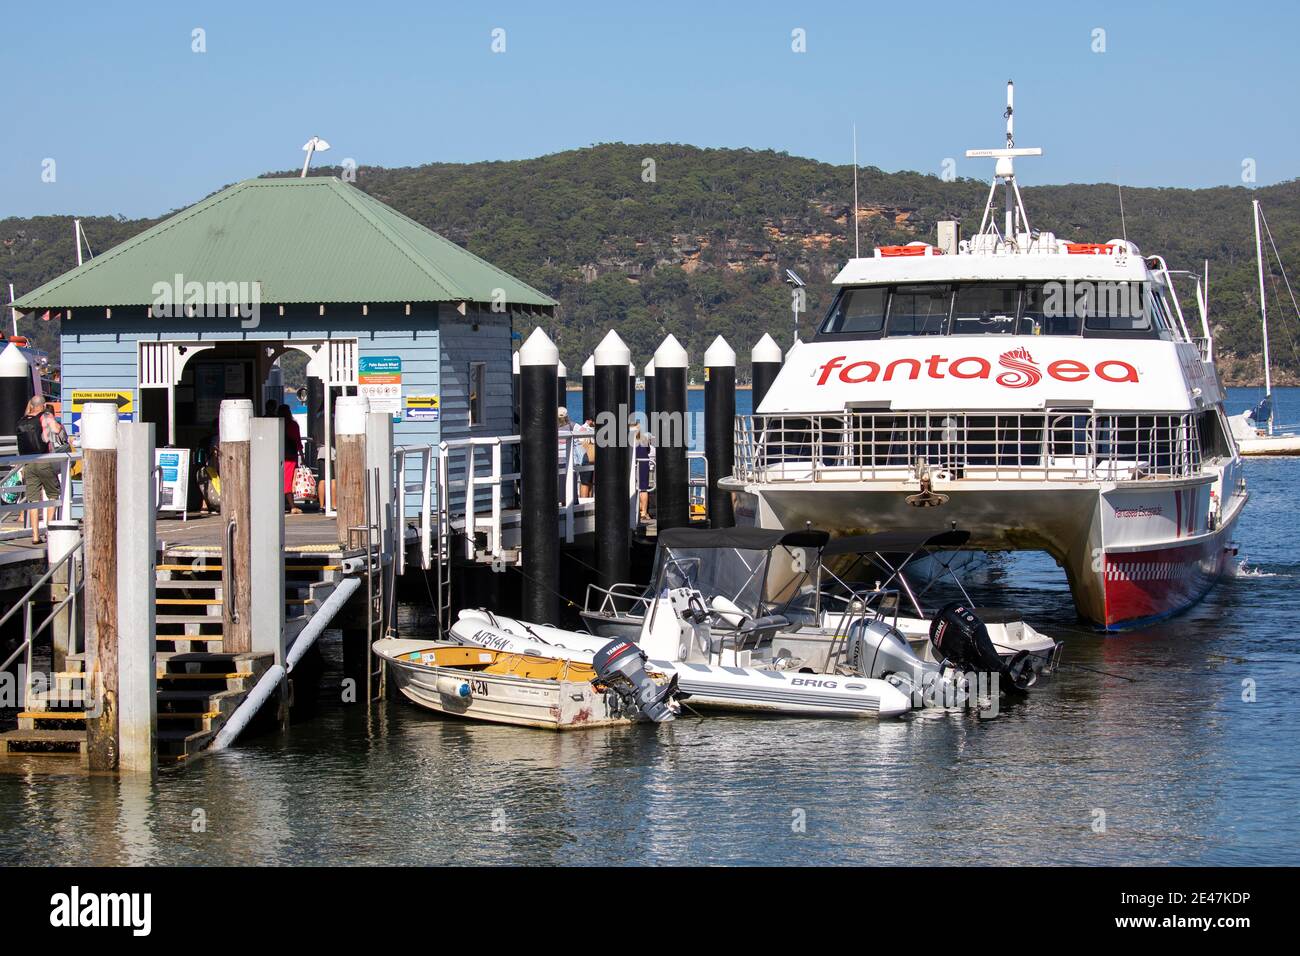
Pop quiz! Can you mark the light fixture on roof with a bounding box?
[300,137,331,177]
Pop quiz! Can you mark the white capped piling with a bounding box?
[250,417,286,665]
[520,329,561,624]
[628,361,637,422]
[704,336,736,528]
[594,331,632,589]
[643,358,656,427]
[115,421,157,773]
[512,350,522,436]
[219,399,254,655]
[366,407,395,555]
[81,402,120,771]
[335,396,369,547]
[581,356,595,424]
[751,333,783,410]
[0,342,32,441]
[653,334,689,531]
[556,360,568,410]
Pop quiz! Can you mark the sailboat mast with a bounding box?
[1254,198,1273,434]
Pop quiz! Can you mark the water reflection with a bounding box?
[0,391,1296,865]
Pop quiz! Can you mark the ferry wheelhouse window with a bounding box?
[1078,281,1153,335]
[819,286,887,336]
[886,285,952,336]
[951,283,1020,335]
[818,281,1162,340]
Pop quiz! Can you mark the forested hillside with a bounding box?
[4,143,1298,383]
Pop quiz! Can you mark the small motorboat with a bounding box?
[582,526,1062,681]
[373,638,678,730]
[451,528,1044,718]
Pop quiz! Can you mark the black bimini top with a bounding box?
[657,527,831,550]
[820,529,971,556]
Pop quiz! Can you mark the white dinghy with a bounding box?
[451,528,1044,717]
[373,637,678,730]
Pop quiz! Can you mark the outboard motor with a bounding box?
[930,601,1036,692]
[846,617,964,708]
[592,640,679,723]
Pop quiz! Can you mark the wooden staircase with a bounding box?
[1,554,345,763]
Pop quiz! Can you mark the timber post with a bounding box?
[220,399,253,655]
[116,421,157,773]
[81,402,120,771]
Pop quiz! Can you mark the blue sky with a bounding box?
[3,0,1296,218]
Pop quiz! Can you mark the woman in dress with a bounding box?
[279,404,303,514]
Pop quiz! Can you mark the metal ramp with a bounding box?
[392,433,709,631]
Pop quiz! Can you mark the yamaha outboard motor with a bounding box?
[930,601,1036,692]
[593,640,678,723]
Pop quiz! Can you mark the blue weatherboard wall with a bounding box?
[59,303,516,516]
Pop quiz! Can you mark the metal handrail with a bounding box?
[0,449,82,528]
[0,537,85,709]
[223,516,239,624]
[583,581,652,617]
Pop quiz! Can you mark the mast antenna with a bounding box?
[1118,185,1128,243]
[852,124,860,259]
[966,80,1042,248]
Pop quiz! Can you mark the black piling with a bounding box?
[512,350,521,433]
[704,336,736,528]
[0,343,33,439]
[643,359,656,428]
[581,356,595,424]
[653,334,689,531]
[556,360,568,410]
[627,362,637,423]
[751,332,783,410]
[519,329,560,624]
[594,331,632,589]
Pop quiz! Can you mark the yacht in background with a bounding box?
[1228,199,1300,455]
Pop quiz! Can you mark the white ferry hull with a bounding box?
[733,476,1245,631]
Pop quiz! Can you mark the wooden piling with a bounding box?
[81,402,120,771]
[220,399,253,655]
[335,396,369,548]
[556,360,567,410]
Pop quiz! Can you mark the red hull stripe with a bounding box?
[1103,535,1231,628]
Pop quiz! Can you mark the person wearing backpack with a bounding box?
[15,394,67,544]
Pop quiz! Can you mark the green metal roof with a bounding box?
[15,176,556,310]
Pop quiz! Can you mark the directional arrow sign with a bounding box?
[71,389,134,413]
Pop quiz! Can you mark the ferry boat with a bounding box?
[724,83,1248,630]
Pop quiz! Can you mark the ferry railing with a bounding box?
[0,449,81,540]
[734,411,1202,484]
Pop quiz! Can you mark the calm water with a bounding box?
[1,388,1297,865]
